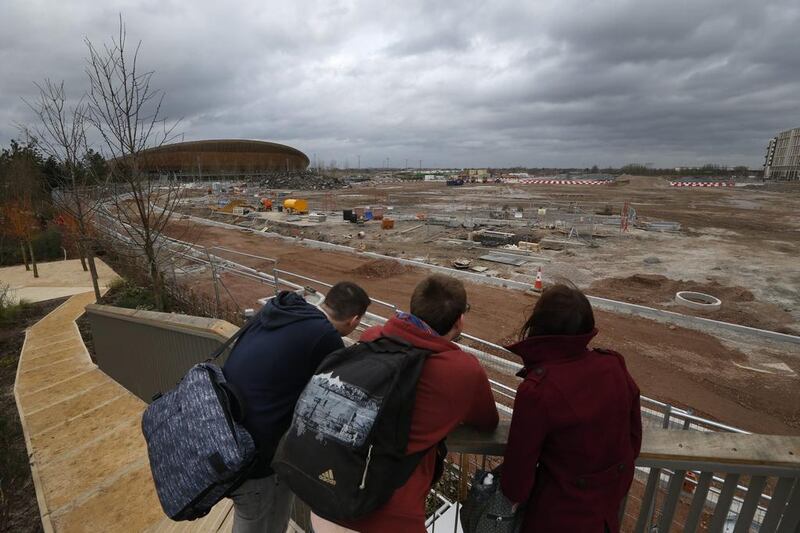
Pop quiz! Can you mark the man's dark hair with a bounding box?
[520,284,595,339]
[324,281,370,321]
[410,274,468,336]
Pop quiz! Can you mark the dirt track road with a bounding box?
[165,219,800,435]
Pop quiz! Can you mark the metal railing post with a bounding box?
[272,260,280,296]
[634,467,661,533]
[205,247,221,317]
[662,404,673,429]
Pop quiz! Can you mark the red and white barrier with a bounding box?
[669,181,735,187]
[516,179,613,185]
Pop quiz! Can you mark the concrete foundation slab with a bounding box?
[479,253,532,266]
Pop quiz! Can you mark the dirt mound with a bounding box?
[588,274,798,333]
[620,274,666,289]
[594,274,755,303]
[351,259,412,279]
[618,175,673,190]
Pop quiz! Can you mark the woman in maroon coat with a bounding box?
[501,284,642,533]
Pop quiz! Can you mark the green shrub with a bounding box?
[0,227,64,266]
[0,284,29,325]
[105,278,157,310]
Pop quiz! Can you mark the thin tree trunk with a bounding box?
[86,248,102,301]
[20,242,30,271]
[151,263,164,311]
[145,245,165,311]
[28,240,39,278]
[78,242,88,271]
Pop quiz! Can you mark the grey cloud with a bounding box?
[2,0,799,168]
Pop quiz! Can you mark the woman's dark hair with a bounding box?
[520,284,595,339]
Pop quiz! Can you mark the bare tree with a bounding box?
[84,18,182,310]
[24,80,104,299]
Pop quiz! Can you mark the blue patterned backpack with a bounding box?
[142,318,257,520]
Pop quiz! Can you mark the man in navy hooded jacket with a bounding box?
[224,282,370,533]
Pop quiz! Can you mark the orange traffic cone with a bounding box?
[533,266,543,293]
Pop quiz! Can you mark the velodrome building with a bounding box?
[137,139,310,178]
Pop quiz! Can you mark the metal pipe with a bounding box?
[209,246,277,264]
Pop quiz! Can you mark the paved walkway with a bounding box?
[14,291,234,532]
[0,259,118,304]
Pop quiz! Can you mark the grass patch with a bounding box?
[0,284,31,326]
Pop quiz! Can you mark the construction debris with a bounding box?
[256,170,346,190]
[539,238,588,250]
[452,258,472,269]
[400,224,424,234]
[516,241,541,253]
[641,221,681,232]
[473,229,516,247]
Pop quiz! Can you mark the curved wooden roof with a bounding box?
[138,139,310,172]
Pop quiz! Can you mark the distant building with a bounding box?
[764,128,800,180]
[133,139,310,179]
[467,168,489,178]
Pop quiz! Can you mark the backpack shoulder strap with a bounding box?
[206,313,260,362]
[372,334,434,357]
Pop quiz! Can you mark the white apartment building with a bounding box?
[764,127,800,180]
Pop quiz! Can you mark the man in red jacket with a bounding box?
[312,274,500,533]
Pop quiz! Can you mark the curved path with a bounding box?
[13,291,233,532]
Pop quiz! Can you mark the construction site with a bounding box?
[9,170,797,533]
[131,173,800,437]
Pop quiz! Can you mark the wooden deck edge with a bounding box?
[14,326,57,533]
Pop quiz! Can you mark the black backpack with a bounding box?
[271,336,432,522]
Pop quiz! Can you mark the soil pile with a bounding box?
[589,274,796,333]
[256,170,346,190]
[595,274,755,302]
[351,259,412,279]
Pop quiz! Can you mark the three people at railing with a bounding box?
[501,284,642,533]
[223,276,640,533]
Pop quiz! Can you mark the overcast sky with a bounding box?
[2,0,799,168]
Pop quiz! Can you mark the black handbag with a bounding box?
[460,467,524,533]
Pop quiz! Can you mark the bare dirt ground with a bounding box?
[182,176,799,332]
[163,211,800,436]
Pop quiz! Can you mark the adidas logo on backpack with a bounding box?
[319,469,337,486]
